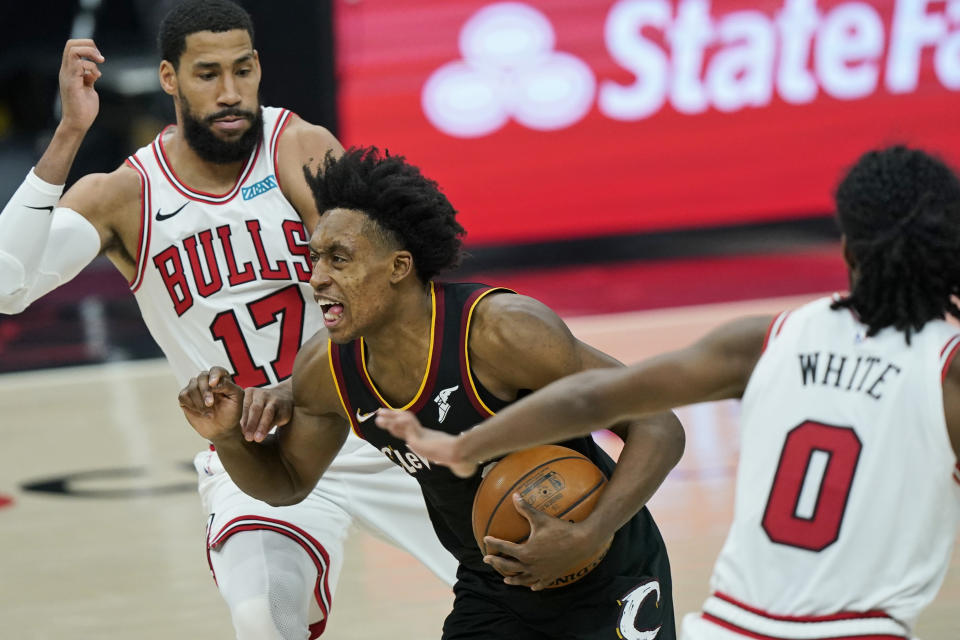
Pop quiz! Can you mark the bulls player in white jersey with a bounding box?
[378,146,960,640]
[0,1,456,638]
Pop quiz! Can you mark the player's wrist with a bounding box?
[455,428,483,466]
[54,119,90,141]
[209,425,245,449]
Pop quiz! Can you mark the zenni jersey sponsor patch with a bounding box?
[242,175,278,200]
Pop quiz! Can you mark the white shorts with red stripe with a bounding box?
[681,593,911,640]
[194,434,458,634]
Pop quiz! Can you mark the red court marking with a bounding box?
[0,494,14,510]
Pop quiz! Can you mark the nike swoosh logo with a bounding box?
[356,408,377,423]
[26,205,54,213]
[155,202,189,221]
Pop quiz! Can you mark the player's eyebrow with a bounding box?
[310,241,352,256]
[192,54,252,70]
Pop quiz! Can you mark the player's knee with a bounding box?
[229,594,312,640]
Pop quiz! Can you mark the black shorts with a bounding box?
[443,571,674,640]
[442,521,675,640]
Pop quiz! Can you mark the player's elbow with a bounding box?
[263,490,309,508]
[645,411,685,468]
[0,291,31,314]
[0,259,31,313]
[262,480,313,507]
[659,411,686,466]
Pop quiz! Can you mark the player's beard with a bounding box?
[179,94,262,164]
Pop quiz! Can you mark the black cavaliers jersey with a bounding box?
[328,282,673,613]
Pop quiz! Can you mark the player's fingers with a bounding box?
[178,379,202,412]
[196,371,214,407]
[510,493,545,528]
[241,387,254,429]
[374,409,412,438]
[244,398,265,441]
[502,573,540,589]
[254,403,277,442]
[483,536,523,559]
[63,40,102,63]
[272,397,293,426]
[483,553,524,577]
[209,366,231,388]
[182,377,209,415]
[80,62,102,84]
[64,51,104,82]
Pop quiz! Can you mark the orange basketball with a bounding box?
[471,444,612,588]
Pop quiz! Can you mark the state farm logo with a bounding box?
[421,2,596,137]
[423,0,960,138]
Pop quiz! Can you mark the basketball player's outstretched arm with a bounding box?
[179,333,351,506]
[380,314,771,471]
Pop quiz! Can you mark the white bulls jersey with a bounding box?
[689,296,960,639]
[125,107,324,390]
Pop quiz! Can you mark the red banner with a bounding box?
[335,0,960,246]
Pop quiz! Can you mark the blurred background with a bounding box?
[10,0,958,370]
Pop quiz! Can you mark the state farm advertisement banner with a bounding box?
[335,0,960,246]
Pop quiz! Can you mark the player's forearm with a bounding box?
[211,431,312,506]
[458,368,628,464]
[0,167,101,313]
[581,413,685,540]
[34,123,88,185]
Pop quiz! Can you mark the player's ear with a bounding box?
[390,251,414,284]
[159,60,178,97]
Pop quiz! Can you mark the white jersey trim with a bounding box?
[125,156,153,292]
[701,593,908,639]
[938,333,960,380]
[151,126,262,204]
[269,108,293,189]
[760,309,792,354]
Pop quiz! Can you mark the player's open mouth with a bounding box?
[317,297,345,328]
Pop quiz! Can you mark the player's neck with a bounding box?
[362,284,434,401]
[161,128,250,193]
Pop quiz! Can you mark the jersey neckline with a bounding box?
[359,282,439,411]
[152,124,262,204]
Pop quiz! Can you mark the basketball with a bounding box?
[471,444,612,588]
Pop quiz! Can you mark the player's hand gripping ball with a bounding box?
[471,445,612,588]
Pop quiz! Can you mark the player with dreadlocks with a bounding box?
[377,145,960,640]
[830,146,960,342]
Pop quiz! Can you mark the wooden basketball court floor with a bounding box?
[0,293,956,639]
